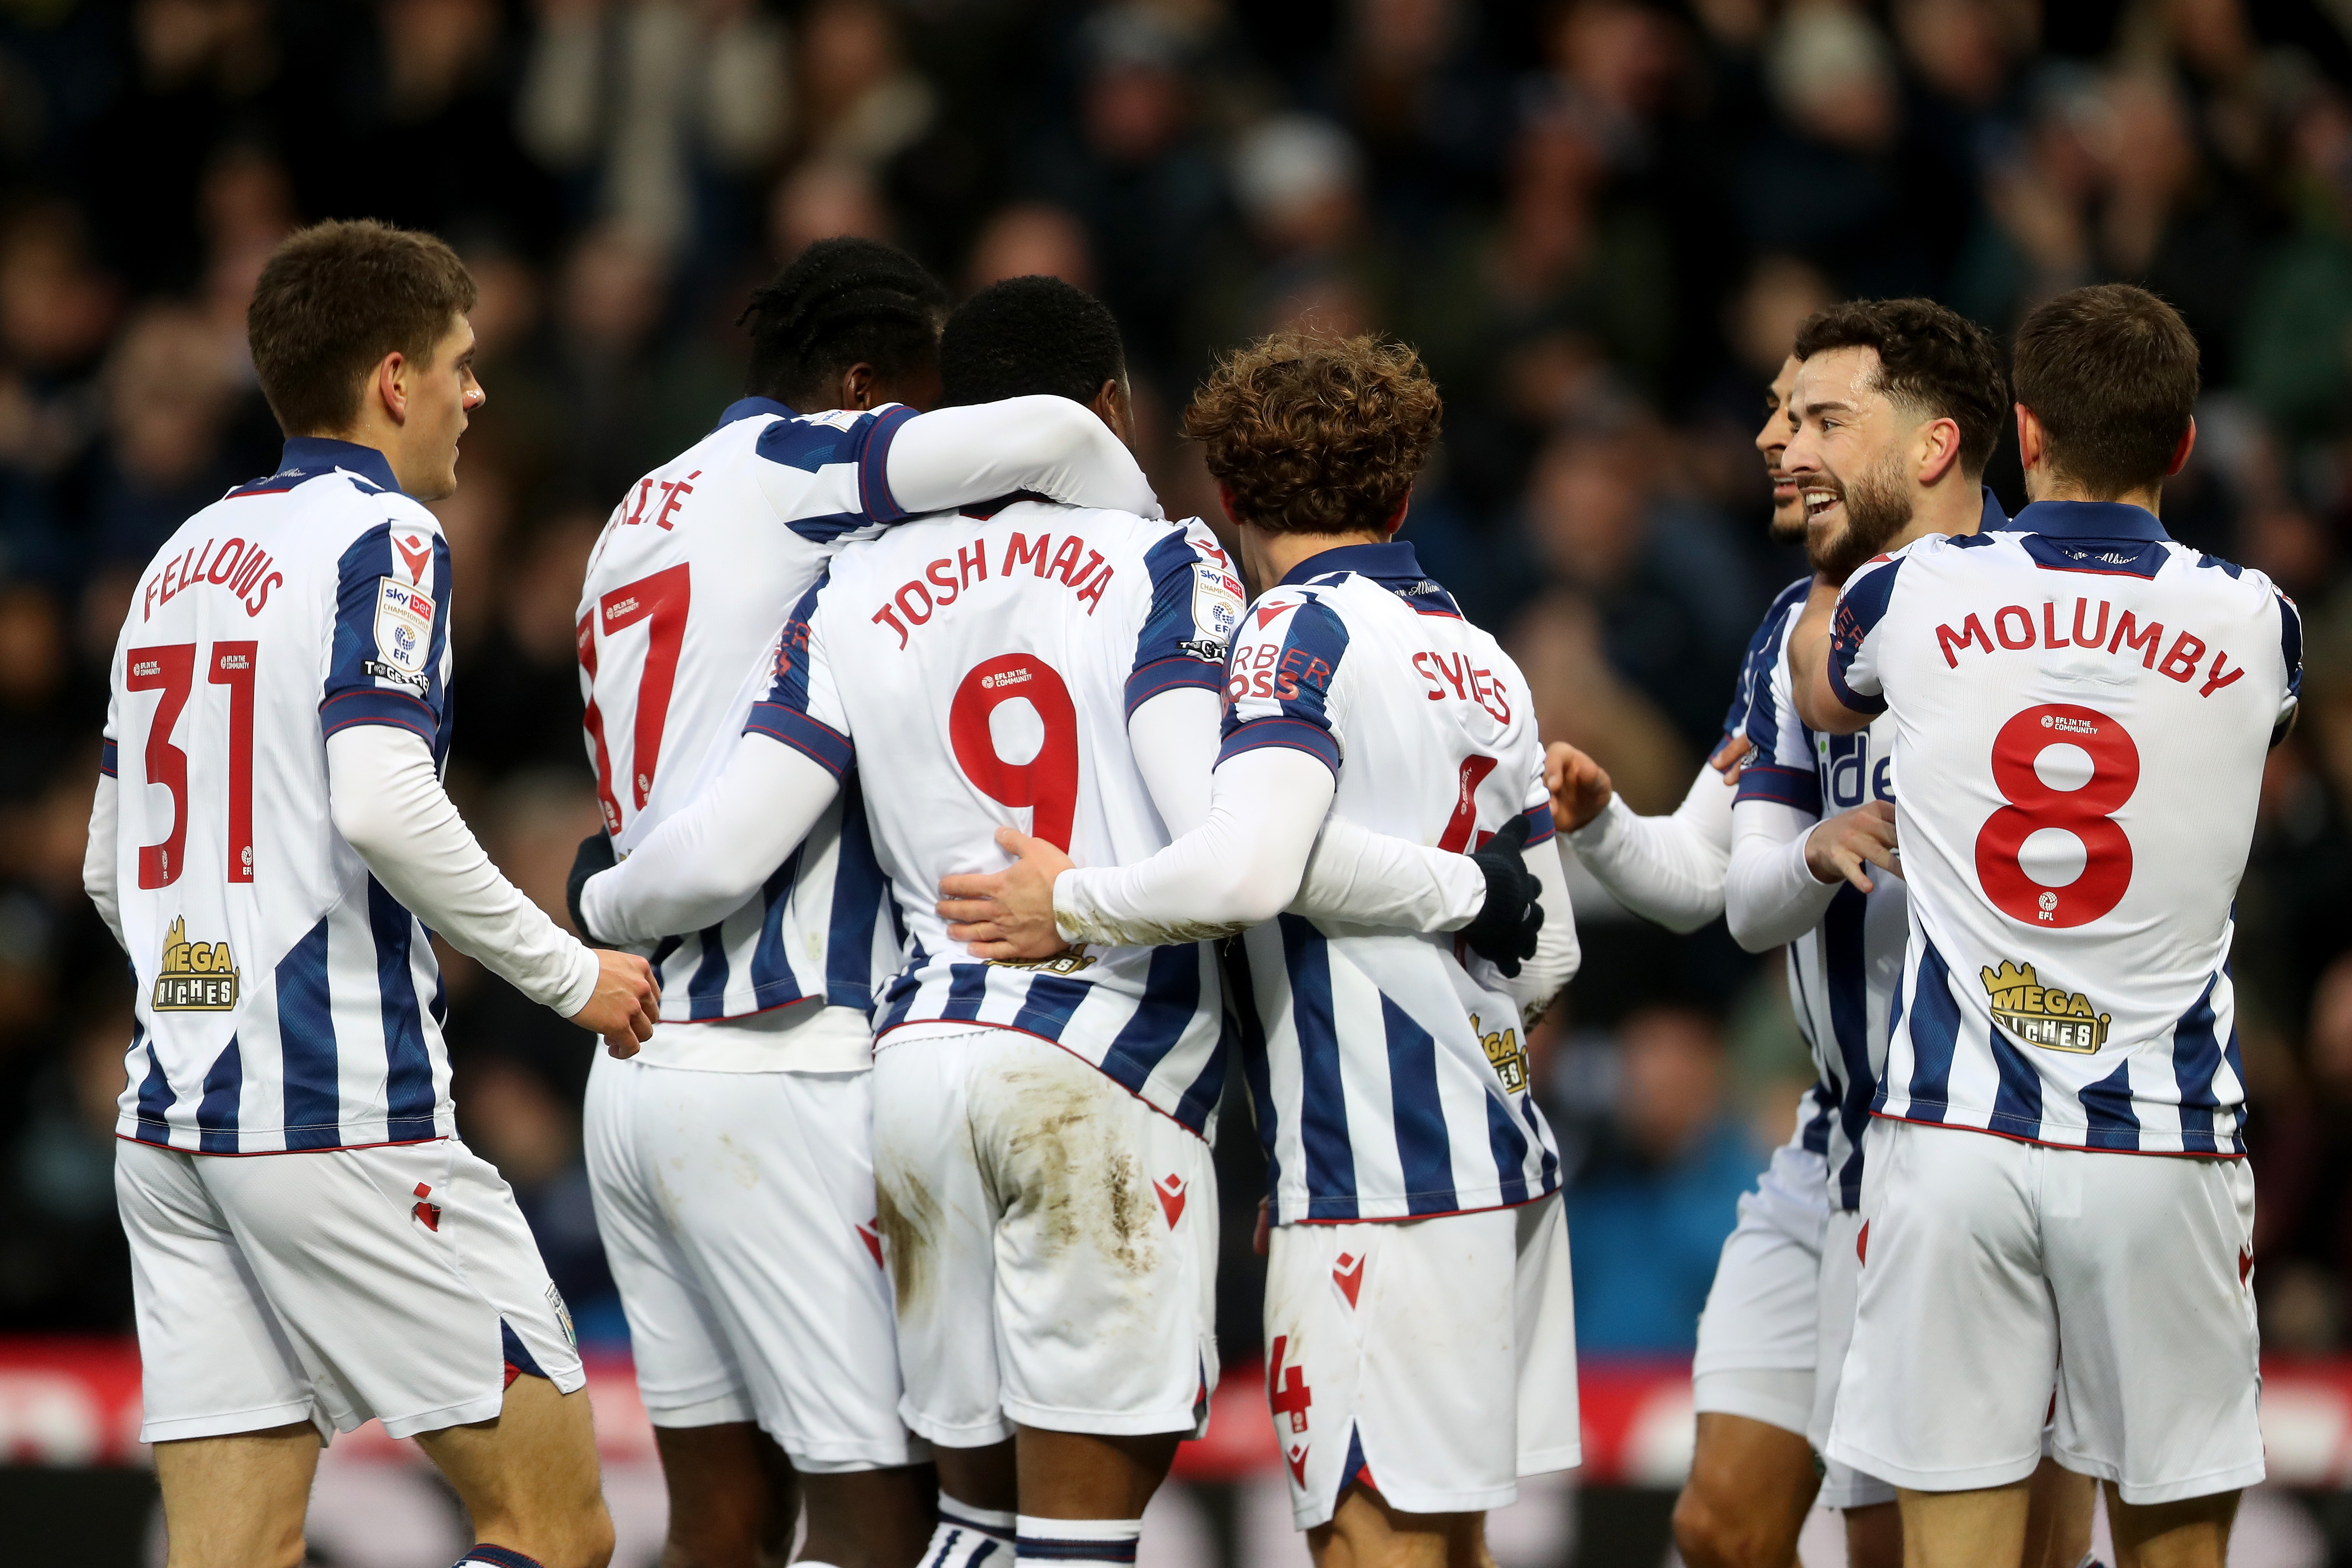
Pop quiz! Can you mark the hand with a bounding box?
[936,827,1078,961]
[1460,815,1543,978]
[1804,799,1901,892]
[1543,742,1612,832]
[567,830,616,943]
[1254,1197,1271,1258]
[568,948,660,1057]
[1709,733,1752,780]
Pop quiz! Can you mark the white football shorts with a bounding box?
[869,1028,1218,1447]
[1690,1138,1829,1438]
[1262,1193,1581,1531]
[1810,1207,1898,1510]
[117,1134,584,1445]
[583,1049,918,1472]
[1828,1117,2264,1505]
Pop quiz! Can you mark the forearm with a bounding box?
[85,771,123,951]
[886,397,1160,519]
[1565,766,1733,933]
[1725,799,1840,952]
[326,726,597,1014]
[581,731,841,944]
[1500,842,1578,1026]
[1054,747,1335,946]
[1293,815,1485,932]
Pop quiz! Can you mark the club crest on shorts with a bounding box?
[371,577,434,686]
[1979,960,2110,1053]
[153,917,238,1011]
[1470,1011,1528,1092]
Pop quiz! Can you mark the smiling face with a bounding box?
[1784,344,1917,584]
[401,313,483,502]
[1756,353,1803,543]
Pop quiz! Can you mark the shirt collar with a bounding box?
[1999,499,2170,542]
[1979,484,2008,533]
[714,395,795,430]
[278,436,401,495]
[1279,539,1422,587]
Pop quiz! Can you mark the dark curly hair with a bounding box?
[937,275,1126,407]
[1793,297,2008,478]
[739,237,946,408]
[1182,331,1442,535]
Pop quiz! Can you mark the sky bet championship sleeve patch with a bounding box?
[369,577,435,691]
[1189,561,1245,658]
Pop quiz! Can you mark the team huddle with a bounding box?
[85,214,2293,1568]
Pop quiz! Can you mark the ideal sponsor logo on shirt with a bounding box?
[1979,959,2110,1053]
[154,917,239,1011]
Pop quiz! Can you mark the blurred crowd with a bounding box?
[7,0,2352,1373]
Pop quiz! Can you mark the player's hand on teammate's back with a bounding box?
[1461,815,1544,977]
[567,830,617,943]
[1805,799,1901,892]
[937,827,1078,960]
[569,949,660,1057]
[1543,742,1613,831]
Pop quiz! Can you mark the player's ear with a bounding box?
[2167,416,2196,478]
[373,351,410,427]
[1090,376,1135,449]
[1917,416,1963,487]
[2015,403,2045,473]
[839,363,877,411]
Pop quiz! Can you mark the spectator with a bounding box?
[1564,1007,1762,1354]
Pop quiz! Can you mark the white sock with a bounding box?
[1015,1515,1142,1566]
[923,1494,1015,1568]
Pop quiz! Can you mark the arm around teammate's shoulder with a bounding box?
[883,395,1160,519]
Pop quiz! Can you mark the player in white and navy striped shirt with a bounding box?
[568,240,1175,1568]
[585,288,1524,1568]
[945,332,1578,1564]
[89,222,658,1568]
[1797,286,2293,1564]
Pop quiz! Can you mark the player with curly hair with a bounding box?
[941,328,1582,1568]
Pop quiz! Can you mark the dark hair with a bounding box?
[938,276,1125,407]
[740,237,946,407]
[248,220,478,437]
[1183,331,1442,535]
[2012,284,2200,497]
[1792,298,2008,478]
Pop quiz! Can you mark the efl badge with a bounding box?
[1980,960,2110,1053]
[1471,1011,1528,1092]
[1189,564,1244,652]
[372,577,435,685]
[154,917,238,1011]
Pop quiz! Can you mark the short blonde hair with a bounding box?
[1182,330,1442,535]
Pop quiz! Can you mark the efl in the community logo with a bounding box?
[1980,960,2110,1053]
[154,917,239,1011]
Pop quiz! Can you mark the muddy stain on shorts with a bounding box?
[876,1167,939,1317]
[987,1060,1158,1281]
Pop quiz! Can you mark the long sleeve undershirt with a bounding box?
[84,773,122,951]
[883,397,1162,520]
[582,688,1486,946]
[327,726,600,1015]
[1724,797,1841,953]
[1562,763,1737,934]
[1055,746,1574,1017]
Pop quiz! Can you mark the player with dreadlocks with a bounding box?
[570,239,1165,1568]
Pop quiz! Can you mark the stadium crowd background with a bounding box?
[7,0,2352,1382]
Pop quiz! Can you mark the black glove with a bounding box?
[1460,815,1544,978]
[567,829,617,945]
